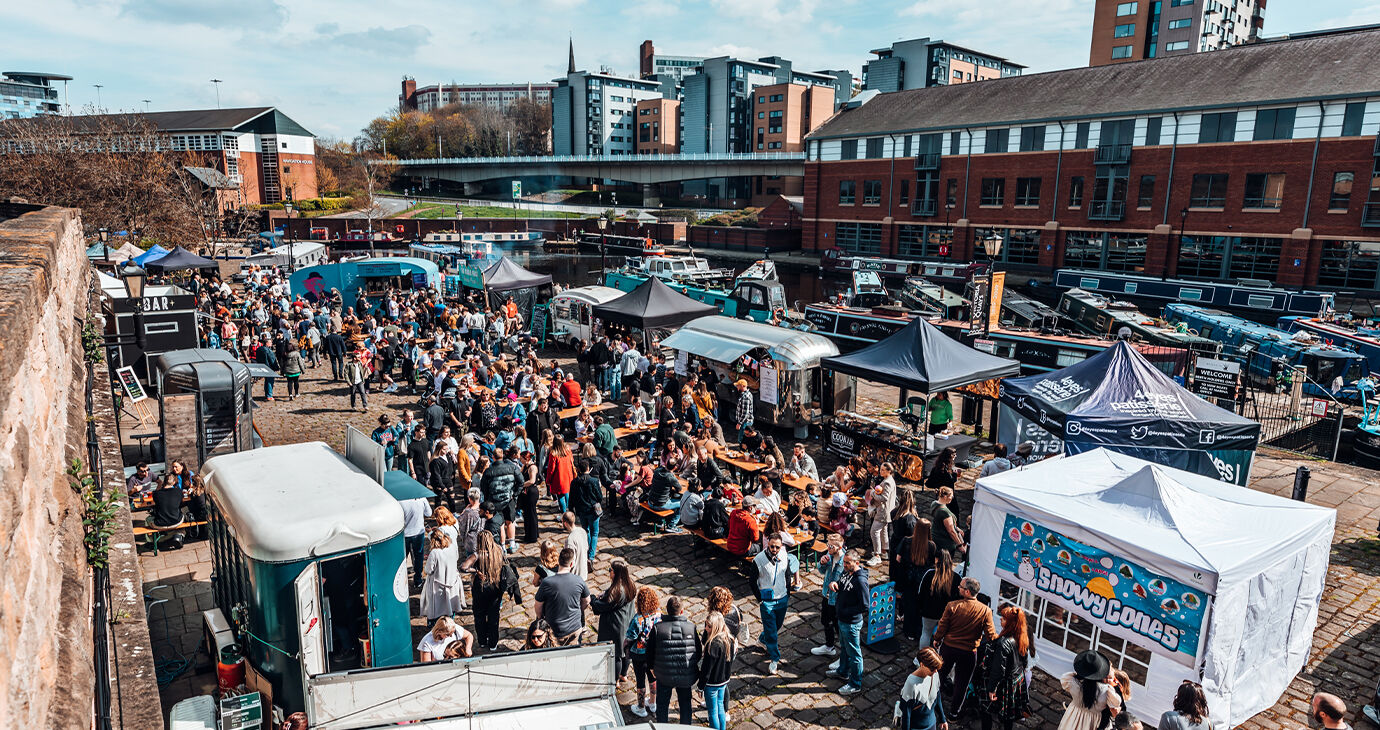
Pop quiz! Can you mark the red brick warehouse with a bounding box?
[800,27,1380,293]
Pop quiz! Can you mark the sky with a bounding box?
[7,0,1379,140]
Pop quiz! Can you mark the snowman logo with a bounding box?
[1017,551,1036,582]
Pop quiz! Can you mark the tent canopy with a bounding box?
[133,244,170,265]
[819,317,1020,392]
[483,257,552,292]
[143,246,219,273]
[999,340,1260,451]
[591,276,718,330]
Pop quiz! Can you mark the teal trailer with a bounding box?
[288,257,440,310]
[202,441,412,716]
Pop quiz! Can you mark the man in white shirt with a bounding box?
[788,443,819,482]
[400,497,432,590]
[752,535,799,675]
[561,511,589,580]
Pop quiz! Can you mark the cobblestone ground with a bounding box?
[140,356,1380,729]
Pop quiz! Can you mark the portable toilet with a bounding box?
[201,440,412,715]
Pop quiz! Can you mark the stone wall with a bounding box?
[0,203,95,727]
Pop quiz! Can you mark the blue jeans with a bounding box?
[556,493,569,515]
[759,595,789,661]
[405,533,424,585]
[263,377,275,398]
[579,510,600,559]
[654,497,682,528]
[705,684,728,730]
[838,616,864,688]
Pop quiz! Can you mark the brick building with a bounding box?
[748,82,836,197]
[399,77,555,113]
[634,97,679,154]
[1090,0,1266,66]
[801,27,1380,292]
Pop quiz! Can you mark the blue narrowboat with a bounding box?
[1054,268,1335,318]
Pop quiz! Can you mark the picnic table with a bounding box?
[715,449,770,481]
[557,401,619,420]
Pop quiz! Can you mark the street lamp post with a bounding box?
[1170,207,1189,281]
[597,214,609,277]
[120,262,147,351]
[284,201,295,273]
[98,227,109,263]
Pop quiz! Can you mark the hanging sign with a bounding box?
[674,350,689,376]
[994,513,1211,667]
[759,364,779,405]
[458,264,485,290]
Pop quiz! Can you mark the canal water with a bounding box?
[506,247,849,309]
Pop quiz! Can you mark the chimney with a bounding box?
[639,40,655,78]
[400,76,417,112]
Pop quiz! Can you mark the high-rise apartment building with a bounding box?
[862,38,1023,92]
[1,72,69,119]
[638,40,707,82]
[1090,0,1266,66]
[399,77,555,113]
[634,98,680,155]
[551,69,663,156]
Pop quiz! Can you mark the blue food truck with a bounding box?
[287,257,441,311]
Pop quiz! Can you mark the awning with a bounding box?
[382,470,435,500]
[662,328,755,365]
[662,315,839,370]
[243,363,280,379]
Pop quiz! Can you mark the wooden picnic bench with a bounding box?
[133,521,208,555]
[638,502,676,534]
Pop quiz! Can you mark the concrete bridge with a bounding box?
[386,152,806,204]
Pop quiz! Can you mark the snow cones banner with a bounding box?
[993,513,1210,667]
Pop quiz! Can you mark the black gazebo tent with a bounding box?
[820,317,1021,392]
[998,340,1261,484]
[592,276,718,330]
[143,246,219,273]
[482,258,553,330]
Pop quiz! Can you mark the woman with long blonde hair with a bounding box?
[469,531,517,651]
[700,611,737,730]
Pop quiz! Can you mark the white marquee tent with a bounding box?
[969,449,1334,726]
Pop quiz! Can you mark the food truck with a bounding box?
[661,315,839,431]
[548,285,626,346]
[152,349,272,468]
[287,257,441,307]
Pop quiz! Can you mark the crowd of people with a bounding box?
[145,265,1365,729]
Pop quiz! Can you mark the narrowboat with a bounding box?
[1058,288,1221,356]
[1354,378,1380,469]
[1165,304,1368,398]
[576,231,666,256]
[819,247,988,285]
[1053,268,1335,318]
[1277,316,1380,374]
[623,254,736,287]
[604,259,790,323]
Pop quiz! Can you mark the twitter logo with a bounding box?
[1130,425,1149,440]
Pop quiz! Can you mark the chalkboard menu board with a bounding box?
[531,304,549,347]
[116,366,147,403]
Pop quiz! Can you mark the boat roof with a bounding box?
[663,315,839,370]
[201,442,405,563]
[553,285,626,305]
[1168,305,1366,357]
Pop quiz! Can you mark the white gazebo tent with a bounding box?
[969,449,1334,726]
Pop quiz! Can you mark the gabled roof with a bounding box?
[64,107,314,137]
[808,27,1380,140]
[183,166,236,189]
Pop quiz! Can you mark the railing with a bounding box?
[1362,201,1380,228]
[1094,143,1132,165]
[386,152,807,166]
[913,152,941,170]
[912,199,937,217]
[1088,200,1126,220]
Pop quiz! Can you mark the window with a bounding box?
[838,180,856,205]
[1330,172,1354,211]
[863,180,883,205]
[1114,23,1136,37]
[984,128,1009,154]
[1165,40,1190,51]
[1015,177,1042,206]
[1253,108,1296,141]
[1064,231,1149,272]
[1177,235,1228,278]
[1170,0,1192,5]
[865,137,884,158]
[1019,126,1045,152]
[758,95,766,103]
[1137,175,1156,208]
[949,131,961,155]
[997,581,1151,689]
[1341,102,1367,137]
[903,136,913,157]
[1199,112,1237,143]
[945,178,959,207]
[758,111,765,119]
[1116,1,1138,15]
[1318,240,1380,289]
[1144,116,1163,146]
[1228,237,1282,279]
[1243,173,1285,209]
[1063,231,1104,269]
[1189,173,1228,207]
[898,225,954,258]
[981,178,1005,206]
[841,139,858,159]
[899,179,910,204]
[1074,122,1090,149]
[1167,17,1191,28]
[1068,176,1085,207]
[1000,229,1042,265]
[834,222,882,254]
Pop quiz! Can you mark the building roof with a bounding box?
[66,106,314,137]
[809,27,1380,140]
[183,166,236,189]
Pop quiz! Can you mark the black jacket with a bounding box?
[701,498,730,539]
[646,613,702,688]
[646,466,679,507]
[570,473,603,515]
[697,633,735,687]
[591,590,637,662]
[323,332,347,357]
[481,459,521,505]
[428,457,456,494]
[982,636,1027,693]
[835,567,870,623]
[526,407,558,441]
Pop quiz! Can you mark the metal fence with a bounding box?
[1190,354,1344,460]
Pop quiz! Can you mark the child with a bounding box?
[826,492,855,537]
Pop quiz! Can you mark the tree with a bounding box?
[356,100,553,160]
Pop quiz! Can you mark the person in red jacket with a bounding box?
[545,436,576,516]
[559,373,583,408]
[725,497,762,557]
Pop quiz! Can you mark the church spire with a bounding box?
[567,36,576,74]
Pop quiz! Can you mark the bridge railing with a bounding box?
[383,152,808,166]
